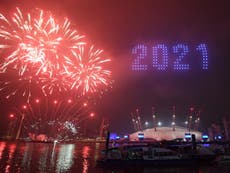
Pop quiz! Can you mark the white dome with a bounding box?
[129,126,202,141]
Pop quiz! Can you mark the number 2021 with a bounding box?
[131,43,208,71]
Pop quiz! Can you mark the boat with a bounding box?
[214,144,230,165]
[216,155,230,165]
[97,144,215,167]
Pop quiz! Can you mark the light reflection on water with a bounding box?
[0,142,6,159]
[5,143,16,173]
[56,144,75,172]
[0,141,103,173]
[82,146,90,173]
[0,140,230,173]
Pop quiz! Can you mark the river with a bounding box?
[0,140,230,173]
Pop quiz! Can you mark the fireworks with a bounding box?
[11,97,93,139]
[66,45,112,95]
[0,7,85,76]
[1,7,112,139]
[0,8,112,99]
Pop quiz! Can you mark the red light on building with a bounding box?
[35,99,40,103]
[54,100,58,104]
[67,99,72,103]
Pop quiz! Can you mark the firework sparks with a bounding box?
[0,72,42,102]
[66,45,112,95]
[0,7,85,77]
[12,97,93,139]
[0,8,112,100]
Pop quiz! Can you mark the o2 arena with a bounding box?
[129,126,202,141]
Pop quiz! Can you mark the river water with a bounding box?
[0,140,230,173]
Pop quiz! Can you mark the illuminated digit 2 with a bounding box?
[152,44,168,70]
[131,44,148,71]
[196,43,208,70]
[173,44,190,70]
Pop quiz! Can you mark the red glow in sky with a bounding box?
[9,114,15,118]
[90,112,95,117]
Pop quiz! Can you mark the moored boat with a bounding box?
[97,144,211,167]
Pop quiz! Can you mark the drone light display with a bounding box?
[131,43,208,71]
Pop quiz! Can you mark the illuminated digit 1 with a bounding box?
[131,44,148,71]
[152,44,168,70]
[196,43,208,70]
[173,44,190,70]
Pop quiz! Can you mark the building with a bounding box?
[129,126,202,141]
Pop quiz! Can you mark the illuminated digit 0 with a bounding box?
[196,43,208,70]
[152,44,168,70]
[173,44,190,70]
[131,44,148,71]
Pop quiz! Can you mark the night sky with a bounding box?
[0,0,230,135]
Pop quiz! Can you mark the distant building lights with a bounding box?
[185,133,192,141]
[202,135,209,139]
[124,135,129,139]
[109,133,117,140]
[202,135,209,142]
[158,122,162,126]
[138,133,144,140]
[116,136,120,140]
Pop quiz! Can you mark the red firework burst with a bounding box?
[65,45,112,95]
[11,97,93,138]
[0,8,112,100]
[0,7,85,77]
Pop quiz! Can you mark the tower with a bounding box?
[152,107,157,131]
[172,106,176,131]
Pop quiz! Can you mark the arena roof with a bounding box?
[129,126,202,141]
